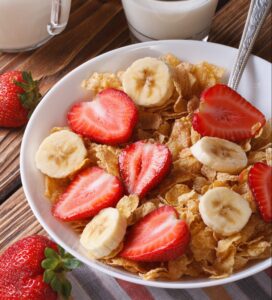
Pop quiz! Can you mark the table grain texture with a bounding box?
[0,0,271,298]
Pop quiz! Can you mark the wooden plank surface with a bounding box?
[0,0,271,252]
[209,0,272,62]
[0,188,46,253]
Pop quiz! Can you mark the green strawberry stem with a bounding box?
[14,71,41,117]
[42,245,82,300]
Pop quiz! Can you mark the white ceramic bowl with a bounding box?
[21,40,272,289]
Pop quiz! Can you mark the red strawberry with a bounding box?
[248,162,272,222]
[0,71,41,127]
[192,84,265,141]
[52,167,124,221]
[0,235,80,300]
[119,141,171,198]
[67,88,138,145]
[120,206,190,262]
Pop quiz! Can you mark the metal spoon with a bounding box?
[228,0,271,90]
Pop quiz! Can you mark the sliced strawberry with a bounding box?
[248,162,272,223]
[118,141,171,198]
[192,84,265,141]
[120,206,190,262]
[52,167,123,221]
[67,88,138,145]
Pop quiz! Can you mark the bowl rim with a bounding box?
[20,39,272,289]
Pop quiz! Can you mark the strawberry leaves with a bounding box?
[14,71,41,117]
[42,245,81,299]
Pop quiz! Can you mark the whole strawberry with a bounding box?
[0,70,41,127]
[0,235,81,300]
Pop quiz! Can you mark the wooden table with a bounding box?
[0,0,271,259]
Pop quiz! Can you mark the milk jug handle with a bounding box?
[47,0,70,36]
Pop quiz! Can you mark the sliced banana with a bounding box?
[122,57,174,107]
[35,130,87,178]
[80,207,127,259]
[199,187,252,236]
[191,137,247,174]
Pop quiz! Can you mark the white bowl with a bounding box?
[21,40,272,289]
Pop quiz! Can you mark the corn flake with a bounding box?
[44,176,70,202]
[266,148,272,166]
[82,72,122,95]
[116,195,139,220]
[140,268,170,280]
[94,145,120,177]
[105,257,147,273]
[167,117,192,159]
[131,201,158,224]
[138,111,162,130]
[191,62,225,91]
[165,184,191,206]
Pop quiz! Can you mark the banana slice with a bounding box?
[80,207,127,258]
[35,130,87,178]
[199,187,252,236]
[122,57,174,107]
[191,137,247,174]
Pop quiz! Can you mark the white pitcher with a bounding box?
[0,0,71,52]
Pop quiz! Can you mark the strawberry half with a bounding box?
[120,206,190,262]
[52,167,123,221]
[192,84,265,141]
[118,141,171,198]
[67,88,138,145]
[248,162,272,223]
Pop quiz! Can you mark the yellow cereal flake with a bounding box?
[167,117,192,159]
[192,176,209,194]
[190,224,217,263]
[191,62,225,91]
[44,176,70,202]
[167,256,193,279]
[248,150,266,165]
[140,268,170,280]
[174,153,202,174]
[251,119,272,150]
[201,165,216,181]
[160,53,181,68]
[173,97,188,113]
[116,195,139,220]
[266,148,272,166]
[187,96,200,113]
[105,257,147,273]
[82,72,122,95]
[94,144,120,177]
[131,201,158,225]
[216,173,239,182]
[138,111,162,130]
[172,63,198,99]
[165,184,191,206]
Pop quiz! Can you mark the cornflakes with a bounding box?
[116,195,139,221]
[82,72,122,95]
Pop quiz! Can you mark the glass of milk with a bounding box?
[0,0,71,52]
[121,0,218,42]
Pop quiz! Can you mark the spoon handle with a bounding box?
[228,0,272,90]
